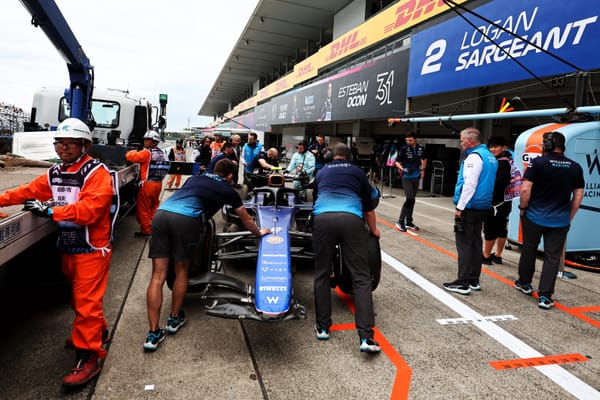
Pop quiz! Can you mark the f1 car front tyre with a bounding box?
[332,233,381,294]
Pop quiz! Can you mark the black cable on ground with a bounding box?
[86,231,149,400]
[239,320,270,400]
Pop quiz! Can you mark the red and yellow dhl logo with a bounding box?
[241,98,256,108]
[274,79,289,92]
[326,31,367,62]
[384,0,467,34]
[296,63,313,78]
[257,88,271,100]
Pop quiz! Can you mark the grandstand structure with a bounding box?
[0,100,28,134]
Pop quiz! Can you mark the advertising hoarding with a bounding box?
[408,0,600,97]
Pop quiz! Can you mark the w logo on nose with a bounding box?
[586,150,600,175]
[266,296,279,304]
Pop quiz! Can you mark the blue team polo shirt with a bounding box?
[158,174,242,218]
[524,153,584,227]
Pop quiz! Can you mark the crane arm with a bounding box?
[19,0,94,121]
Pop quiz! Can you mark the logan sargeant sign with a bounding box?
[407,0,600,97]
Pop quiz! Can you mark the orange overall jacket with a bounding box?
[125,147,166,234]
[0,154,114,357]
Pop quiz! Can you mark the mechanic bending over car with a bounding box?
[312,143,382,353]
[143,158,270,351]
[253,147,280,173]
[246,147,279,190]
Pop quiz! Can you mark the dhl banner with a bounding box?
[235,0,466,113]
[320,0,468,65]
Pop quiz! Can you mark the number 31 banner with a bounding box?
[407,0,600,97]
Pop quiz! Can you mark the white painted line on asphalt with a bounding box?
[381,251,600,400]
[415,198,455,212]
[437,314,518,325]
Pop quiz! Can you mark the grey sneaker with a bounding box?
[538,295,554,309]
[166,310,186,334]
[405,222,419,231]
[514,280,533,295]
[143,329,165,351]
[395,222,407,232]
[443,281,470,295]
[359,338,381,353]
[314,324,330,340]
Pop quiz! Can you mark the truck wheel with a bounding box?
[333,234,381,294]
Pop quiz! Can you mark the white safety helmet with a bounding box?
[54,118,92,142]
[143,130,161,142]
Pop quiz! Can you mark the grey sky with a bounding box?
[0,0,259,131]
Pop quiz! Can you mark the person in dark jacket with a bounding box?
[482,136,512,264]
[195,136,213,173]
[206,142,235,174]
[312,143,381,353]
[394,132,427,232]
[515,131,584,309]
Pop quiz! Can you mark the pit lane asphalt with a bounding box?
[0,182,598,399]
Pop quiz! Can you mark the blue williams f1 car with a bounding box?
[167,172,381,322]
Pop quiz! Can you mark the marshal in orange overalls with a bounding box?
[0,154,114,359]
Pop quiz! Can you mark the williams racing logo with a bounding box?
[586,149,600,176]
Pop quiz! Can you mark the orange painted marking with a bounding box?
[332,286,412,399]
[555,303,600,329]
[379,219,457,259]
[374,327,412,400]
[377,216,600,330]
[330,323,356,332]
[480,266,514,286]
[569,306,600,313]
[489,353,588,370]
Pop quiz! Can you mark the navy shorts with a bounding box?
[148,210,205,261]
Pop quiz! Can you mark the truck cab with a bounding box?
[29,87,161,147]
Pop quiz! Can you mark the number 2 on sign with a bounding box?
[421,39,446,75]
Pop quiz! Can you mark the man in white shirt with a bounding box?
[443,127,497,295]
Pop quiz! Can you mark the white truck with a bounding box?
[12,87,164,162]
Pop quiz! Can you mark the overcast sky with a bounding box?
[0,0,259,131]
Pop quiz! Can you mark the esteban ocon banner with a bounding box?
[407,0,600,97]
[253,48,408,130]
